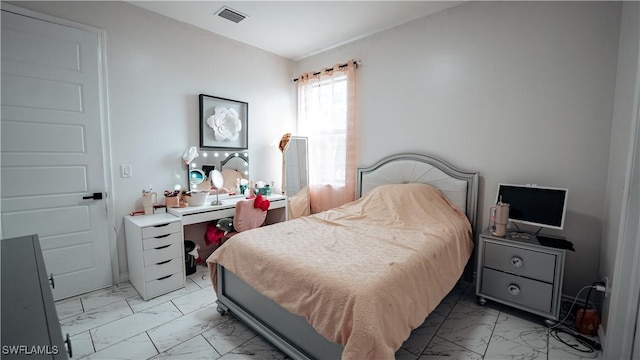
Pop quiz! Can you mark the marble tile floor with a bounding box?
[55,264,602,360]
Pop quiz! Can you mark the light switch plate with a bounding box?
[121,164,132,178]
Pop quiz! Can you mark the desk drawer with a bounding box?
[484,241,556,282]
[145,256,182,280]
[143,242,181,266]
[181,208,235,226]
[481,268,552,313]
[268,198,286,209]
[146,272,183,299]
[142,221,181,239]
[142,232,181,251]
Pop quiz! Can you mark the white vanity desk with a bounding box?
[125,194,287,300]
[169,193,288,270]
[167,193,287,225]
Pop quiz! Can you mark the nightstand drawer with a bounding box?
[484,241,556,282]
[143,242,181,266]
[482,268,552,313]
[142,221,181,239]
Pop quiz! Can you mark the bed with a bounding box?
[206,153,479,360]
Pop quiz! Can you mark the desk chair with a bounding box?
[204,196,271,248]
[226,198,268,237]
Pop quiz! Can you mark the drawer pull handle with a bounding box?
[65,333,72,358]
[156,259,172,265]
[154,223,170,228]
[154,234,170,239]
[155,244,171,250]
[157,274,173,281]
[508,284,521,296]
[511,256,523,268]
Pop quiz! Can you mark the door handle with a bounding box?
[83,192,103,200]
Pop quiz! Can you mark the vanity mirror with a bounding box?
[284,136,310,218]
[187,151,249,194]
[210,169,224,205]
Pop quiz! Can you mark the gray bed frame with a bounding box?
[215,153,479,360]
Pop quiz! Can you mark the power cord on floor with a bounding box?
[550,285,592,329]
[550,326,600,358]
[549,283,603,355]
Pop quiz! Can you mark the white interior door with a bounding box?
[1,8,113,300]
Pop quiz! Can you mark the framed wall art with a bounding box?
[199,94,248,149]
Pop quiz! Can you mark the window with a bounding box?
[299,74,347,185]
[296,61,356,212]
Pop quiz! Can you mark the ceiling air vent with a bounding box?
[216,6,247,24]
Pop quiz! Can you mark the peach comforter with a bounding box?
[207,183,473,360]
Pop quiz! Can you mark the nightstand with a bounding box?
[476,229,566,325]
[125,213,185,300]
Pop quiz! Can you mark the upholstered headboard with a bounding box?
[356,153,479,238]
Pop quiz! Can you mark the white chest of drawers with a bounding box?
[476,230,566,324]
[125,213,185,300]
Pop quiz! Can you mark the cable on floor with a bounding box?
[548,284,602,356]
[550,326,600,358]
[550,285,592,329]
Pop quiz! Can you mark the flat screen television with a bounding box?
[496,184,568,231]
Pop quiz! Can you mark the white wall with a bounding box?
[13,1,296,279]
[295,1,621,296]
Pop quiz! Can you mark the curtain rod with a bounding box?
[291,59,361,82]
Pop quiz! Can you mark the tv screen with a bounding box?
[496,184,568,230]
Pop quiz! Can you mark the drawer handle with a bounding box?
[155,244,171,250]
[65,333,72,358]
[511,256,523,268]
[508,284,521,296]
[154,234,170,239]
[156,259,172,265]
[156,274,173,281]
[154,223,170,228]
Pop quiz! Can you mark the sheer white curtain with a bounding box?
[297,61,357,213]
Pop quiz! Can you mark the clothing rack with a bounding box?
[291,59,361,82]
